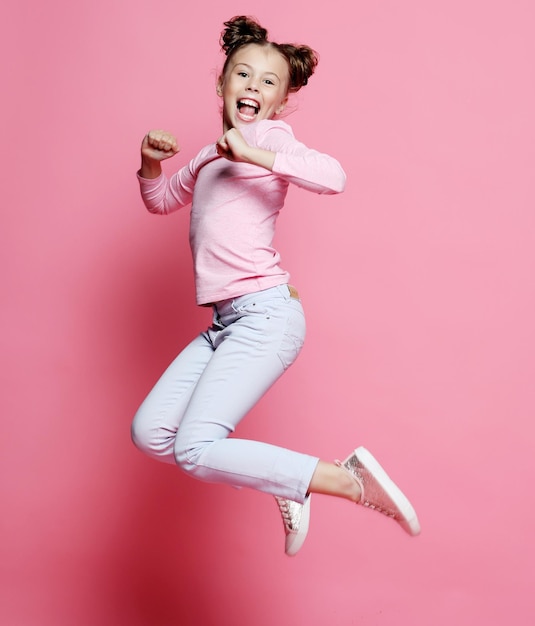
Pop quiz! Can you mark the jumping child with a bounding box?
[132,15,420,556]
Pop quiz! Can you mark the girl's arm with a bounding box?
[217,128,276,171]
[140,130,179,178]
[138,130,195,215]
[217,123,346,194]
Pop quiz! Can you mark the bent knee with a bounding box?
[131,417,148,452]
[131,413,175,461]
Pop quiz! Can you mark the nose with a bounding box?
[246,78,259,92]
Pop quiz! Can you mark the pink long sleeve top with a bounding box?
[138,119,346,305]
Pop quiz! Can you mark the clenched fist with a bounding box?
[216,128,275,171]
[140,130,180,179]
[216,128,249,162]
[142,130,180,161]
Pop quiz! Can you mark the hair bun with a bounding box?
[276,43,318,92]
[220,16,268,56]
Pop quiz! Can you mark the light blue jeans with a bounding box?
[131,284,319,503]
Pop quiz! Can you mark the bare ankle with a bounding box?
[338,465,361,502]
[308,460,362,502]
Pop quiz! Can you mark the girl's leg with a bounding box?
[131,332,215,464]
[132,286,420,538]
[174,286,318,503]
[308,460,362,501]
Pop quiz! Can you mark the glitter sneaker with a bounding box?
[336,446,421,536]
[274,494,311,556]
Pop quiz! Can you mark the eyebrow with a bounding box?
[233,62,281,80]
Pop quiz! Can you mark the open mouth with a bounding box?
[237,98,260,120]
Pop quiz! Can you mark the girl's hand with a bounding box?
[141,130,180,162]
[140,130,180,179]
[216,128,250,162]
[216,128,276,171]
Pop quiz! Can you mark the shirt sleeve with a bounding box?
[137,144,218,215]
[136,171,189,215]
[253,120,347,195]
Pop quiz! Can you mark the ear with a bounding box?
[216,79,223,97]
[276,97,288,115]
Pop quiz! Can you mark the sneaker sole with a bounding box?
[286,494,311,556]
[354,446,421,536]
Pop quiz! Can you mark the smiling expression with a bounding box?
[217,44,290,131]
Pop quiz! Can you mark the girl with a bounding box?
[132,15,420,556]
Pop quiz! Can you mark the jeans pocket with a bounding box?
[236,301,269,316]
[277,307,306,370]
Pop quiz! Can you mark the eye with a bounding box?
[264,79,275,86]
[237,71,248,78]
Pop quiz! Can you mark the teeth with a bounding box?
[238,98,259,113]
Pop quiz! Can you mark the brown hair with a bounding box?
[220,16,318,93]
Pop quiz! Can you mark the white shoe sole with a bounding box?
[351,446,421,536]
[286,494,311,556]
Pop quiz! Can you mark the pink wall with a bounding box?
[2,1,534,624]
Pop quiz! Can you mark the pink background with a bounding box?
[2,1,534,624]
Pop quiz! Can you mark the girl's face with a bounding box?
[218,44,289,132]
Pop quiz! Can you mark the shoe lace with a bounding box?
[335,459,397,519]
[361,499,397,518]
[275,497,300,531]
